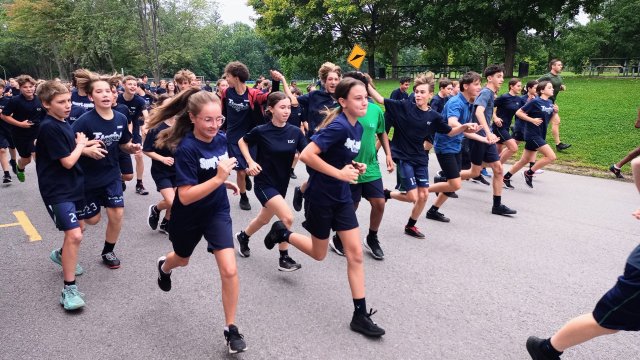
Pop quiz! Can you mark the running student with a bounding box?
[144,94,174,235]
[329,71,393,258]
[109,81,135,191]
[512,80,538,145]
[609,111,640,178]
[369,73,476,236]
[72,74,142,269]
[538,59,570,151]
[493,78,524,168]
[526,156,640,359]
[261,78,385,337]
[68,69,95,125]
[429,78,453,114]
[504,81,557,188]
[35,81,88,310]
[1,75,45,182]
[0,80,14,184]
[235,91,306,271]
[151,89,247,354]
[174,69,196,93]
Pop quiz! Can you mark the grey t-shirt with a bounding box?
[473,87,495,136]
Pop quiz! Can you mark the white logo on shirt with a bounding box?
[93,131,122,146]
[344,138,361,153]
[227,98,249,112]
[288,139,295,144]
[200,152,229,170]
[541,105,554,114]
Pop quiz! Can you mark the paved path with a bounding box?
[1,157,638,359]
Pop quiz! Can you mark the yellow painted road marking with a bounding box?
[0,211,42,241]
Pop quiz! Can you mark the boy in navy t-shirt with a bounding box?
[0,81,14,184]
[35,81,89,310]
[429,78,453,114]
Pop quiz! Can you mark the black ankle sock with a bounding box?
[240,192,248,200]
[526,169,534,176]
[529,162,535,168]
[383,189,391,200]
[161,217,169,224]
[541,338,563,357]
[282,229,292,243]
[136,179,143,186]
[279,249,288,258]
[3,171,8,177]
[406,218,417,227]
[353,297,367,315]
[504,172,512,180]
[429,205,439,212]
[102,241,115,254]
[368,229,377,238]
[493,195,501,207]
[60,247,63,255]
[64,280,76,287]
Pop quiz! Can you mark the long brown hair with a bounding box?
[316,77,365,131]
[147,88,219,151]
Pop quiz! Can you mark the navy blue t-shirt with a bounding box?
[306,113,363,205]
[224,87,251,144]
[288,104,303,128]
[143,122,175,180]
[390,88,409,101]
[156,87,167,95]
[71,90,94,111]
[173,132,230,211]
[0,96,11,132]
[1,94,45,138]
[112,103,130,118]
[243,122,307,196]
[429,94,449,114]
[297,90,338,136]
[434,93,473,154]
[520,97,554,140]
[384,98,452,166]
[35,115,84,204]
[513,95,532,135]
[72,109,131,189]
[494,93,525,130]
[67,106,88,125]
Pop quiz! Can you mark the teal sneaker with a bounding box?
[16,169,25,182]
[50,249,84,276]
[60,285,85,310]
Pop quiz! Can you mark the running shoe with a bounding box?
[235,231,251,258]
[101,251,121,269]
[363,235,384,260]
[426,209,450,223]
[2,174,12,185]
[60,285,86,311]
[481,168,491,177]
[471,175,489,185]
[264,221,287,250]
[503,178,515,190]
[10,159,17,175]
[158,219,169,235]
[224,325,247,354]
[350,309,385,337]
[526,336,561,360]
[329,234,345,256]
[156,256,172,292]
[50,248,84,276]
[16,169,25,182]
[555,142,571,151]
[245,175,253,191]
[136,183,149,195]
[383,189,391,202]
[492,204,517,216]
[523,171,534,188]
[404,225,425,239]
[534,169,545,174]
[239,196,251,211]
[289,169,297,179]
[292,186,303,211]
[609,164,624,179]
[147,205,160,230]
[121,181,127,192]
[445,191,459,198]
[278,255,301,272]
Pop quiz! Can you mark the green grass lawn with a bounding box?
[370,77,640,177]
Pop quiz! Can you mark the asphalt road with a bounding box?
[1,156,638,359]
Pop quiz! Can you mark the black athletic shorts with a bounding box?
[302,200,358,240]
[593,262,640,331]
[469,139,500,166]
[435,152,462,180]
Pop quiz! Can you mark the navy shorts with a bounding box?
[302,200,359,240]
[13,136,36,158]
[169,207,233,258]
[396,160,429,192]
[593,263,640,331]
[0,126,13,148]
[119,151,133,175]
[493,125,513,143]
[512,130,525,142]
[45,201,85,231]
[133,119,144,144]
[78,180,124,220]
[227,143,256,170]
[524,136,547,151]
[469,139,500,166]
[436,152,462,180]
[350,178,384,204]
[254,184,281,207]
[153,175,176,192]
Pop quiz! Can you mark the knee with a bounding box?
[85,215,100,225]
[281,215,294,229]
[346,248,364,266]
[549,152,557,162]
[491,165,503,177]
[417,190,428,203]
[219,263,238,280]
[122,173,134,181]
[175,255,190,267]
[67,230,83,245]
[450,181,462,191]
[406,192,418,203]
[108,209,124,223]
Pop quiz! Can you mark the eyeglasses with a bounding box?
[195,114,225,125]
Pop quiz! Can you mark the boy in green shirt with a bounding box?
[538,59,571,151]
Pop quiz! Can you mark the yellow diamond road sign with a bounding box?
[348,44,366,70]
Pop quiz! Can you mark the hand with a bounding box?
[560,85,566,91]
[486,133,499,144]
[18,120,33,129]
[464,123,480,133]
[270,70,283,81]
[86,139,105,148]
[225,181,240,195]
[75,132,88,146]
[162,156,174,166]
[352,161,367,175]
[129,143,142,155]
[339,164,360,184]
[530,117,543,126]
[493,117,503,127]
[246,161,262,176]
[553,104,559,113]
[215,157,237,181]
[386,155,395,173]
[84,143,108,160]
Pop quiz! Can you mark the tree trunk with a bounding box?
[502,24,517,77]
[391,47,399,79]
[150,0,161,81]
[51,43,67,80]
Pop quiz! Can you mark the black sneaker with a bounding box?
[147,204,160,230]
[383,189,391,202]
[445,192,459,198]
[426,209,450,223]
[526,336,561,360]
[10,159,17,175]
[363,235,384,260]
[2,174,12,186]
[556,142,571,151]
[609,164,624,179]
[264,221,288,250]
[235,231,251,258]
[523,171,534,188]
[289,169,297,179]
[292,186,303,212]
[350,309,385,337]
[492,204,517,216]
[136,184,149,195]
[224,324,247,354]
[503,178,515,189]
[278,255,301,272]
[158,219,169,235]
[239,196,251,211]
[329,234,345,256]
[101,251,121,269]
[156,256,172,292]
[122,181,127,192]
[472,175,490,185]
[404,225,425,239]
[245,175,253,191]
